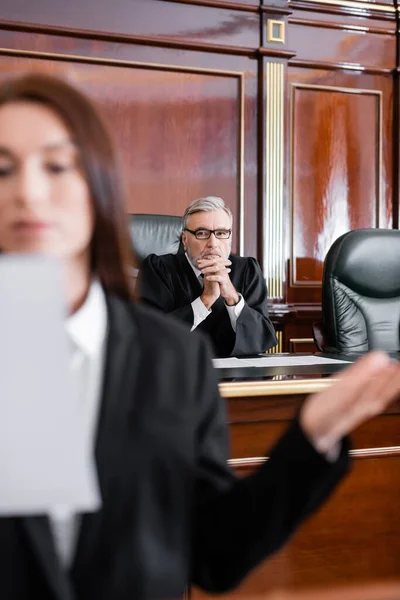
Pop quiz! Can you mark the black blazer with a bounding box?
[139,252,277,357]
[0,297,349,599]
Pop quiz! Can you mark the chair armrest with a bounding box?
[313,320,328,352]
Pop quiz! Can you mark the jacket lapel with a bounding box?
[20,296,139,599]
[22,516,75,600]
[71,295,139,581]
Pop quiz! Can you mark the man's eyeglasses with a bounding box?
[184,228,232,241]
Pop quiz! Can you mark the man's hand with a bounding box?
[198,257,239,307]
[300,351,400,455]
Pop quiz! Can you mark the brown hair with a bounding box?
[0,73,134,302]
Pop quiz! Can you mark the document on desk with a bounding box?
[212,355,352,368]
[0,255,100,516]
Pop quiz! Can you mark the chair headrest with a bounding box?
[323,228,400,298]
[129,214,183,262]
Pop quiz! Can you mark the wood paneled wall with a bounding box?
[0,0,397,349]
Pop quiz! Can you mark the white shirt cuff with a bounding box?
[191,297,212,331]
[308,437,341,463]
[225,294,245,332]
[322,441,341,463]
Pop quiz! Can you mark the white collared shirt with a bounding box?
[185,253,245,332]
[50,279,108,568]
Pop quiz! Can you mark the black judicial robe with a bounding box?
[0,297,349,600]
[139,252,277,357]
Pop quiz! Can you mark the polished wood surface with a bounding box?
[285,0,395,307]
[0,0,398,344]
[291,86,381,286]
[192,376,400,598]
[0,0,261,50]
[0,33,258,257]
[221,581,400,599]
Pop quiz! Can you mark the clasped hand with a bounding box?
[197,257,239,308]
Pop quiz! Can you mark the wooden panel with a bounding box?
[270,305,322,352]
[193,455,400,597]
[289,23,395,70]
[288,338,316,353]
[217,582,400,600]
[0,41,254,255]
[283,1,395,315]
[229,412,400,458]
[262,582,400,600]
[193,386,400,598]
[285,316,319,352]
[0,0,260,51]
[291,84,381,287]
[289,0,396,20]
[289,8,397,32]
[285,65,394,307]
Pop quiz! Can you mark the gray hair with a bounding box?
[182,196,233,230]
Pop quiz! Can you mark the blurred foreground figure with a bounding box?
[0,74,399,600]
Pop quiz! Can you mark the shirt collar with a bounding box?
[185,252,202,279]
[65,279,108,358]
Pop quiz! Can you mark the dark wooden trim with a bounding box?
[269,303,322,318]
[162,0,260,12]
[290,1,395,21]
[289,16,396,34]
[0,40,301,66]
[260,6,292,15]
[0,19,300,59]
[268,303,296,315]
[0,20,256,55]
[166,0,293,17]
[0,46,251,73]
[289,57,394,73]
[258,47,297,58]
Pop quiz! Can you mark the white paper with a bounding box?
[0,255,100,516]
[212,355,351,369]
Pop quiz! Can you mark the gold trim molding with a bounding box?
[229,446,400,468]
[0,46,246,255]
[289,82,383,288]
[266,330,283,353]
[238,72,245,255]
[267,20,286,44]
[265,62,285,299]
[289,337,314,352]
[219,377,336,398]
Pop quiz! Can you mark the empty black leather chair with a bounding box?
[321,228,400,353]
[129,214,183,263]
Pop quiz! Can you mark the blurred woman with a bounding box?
[0,74,398,600]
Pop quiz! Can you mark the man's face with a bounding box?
[182,208,232,268]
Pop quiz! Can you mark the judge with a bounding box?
[140,196,277,357]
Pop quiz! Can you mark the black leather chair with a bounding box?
[128,214,183,263]
[318,228,400,353]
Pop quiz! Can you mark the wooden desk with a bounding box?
[217,581,400,600]
[193,376,400,598]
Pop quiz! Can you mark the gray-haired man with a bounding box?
[140,197,277,357]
